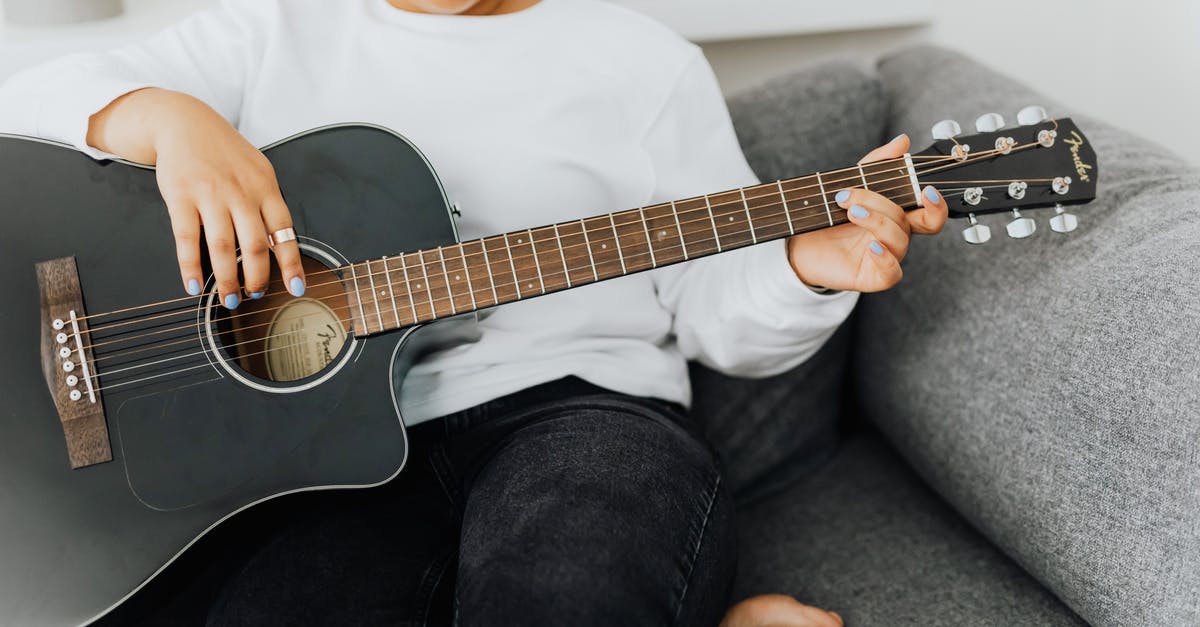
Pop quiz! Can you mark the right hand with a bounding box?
[721,595,844,627]
[90,88,306,309]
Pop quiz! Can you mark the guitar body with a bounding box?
[0,125,463,626]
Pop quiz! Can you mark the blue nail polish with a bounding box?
[835,190,851,204]
[186,279,201,296]
[850,205,869,219]
[891,133,908,144]
[924,186,941,204]
[224,293,240,310]
[870,241,884,256]
[249,292,265,300]
[289,277,306,297]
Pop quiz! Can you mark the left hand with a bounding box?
[786,134,948,292]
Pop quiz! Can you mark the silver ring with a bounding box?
[268,227,297,249]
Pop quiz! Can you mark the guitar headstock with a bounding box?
[912,106,1098,244]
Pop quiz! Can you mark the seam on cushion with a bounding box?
[671,471,723,626]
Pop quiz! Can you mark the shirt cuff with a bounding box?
[35,71,152,161]
[745,239,857,309]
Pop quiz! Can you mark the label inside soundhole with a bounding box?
[264,298,347,381]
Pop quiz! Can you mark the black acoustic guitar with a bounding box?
[0,109,1097,626]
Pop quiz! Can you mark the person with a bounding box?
[0,0,947,624]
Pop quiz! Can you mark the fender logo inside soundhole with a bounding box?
[1064,130,1093,182]
[265,297,347,381]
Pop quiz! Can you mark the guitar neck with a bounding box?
[341,155,923,336]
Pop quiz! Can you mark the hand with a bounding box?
[785,134,948,293]
[88,88,306,308]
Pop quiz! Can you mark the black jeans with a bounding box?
[105,377,736,626]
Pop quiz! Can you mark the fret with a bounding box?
[702,194,722,252]
[415,251,438,319]
[610,209,654,273]
[743,183,791,241]
[525,229,547,294]
[638,208,657,268]
[670,201,689,260]
[482,236,520,304]
[858,163,869,188]
[398,253,425,322]
[365,259,384,332]
[552,224,572,287]
[776,181,795,235]
[607,213,628,274]
[381,256,402,328]
[815,171,834,226]
[530,226,567,292]
[556,220,596,286]
[709,189,755,249]
[348,263,370,334]
[505,232,543,297]
[675,197,719,257]
[434,248,456,315]
[441,243,475,313]
[739,187,757,244]
[642,203,687,265]
[461,240,496,308]
[585,215,624,279]
[501,234,524,299]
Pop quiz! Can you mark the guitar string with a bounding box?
[69,134,1045,328]
[89,182,1028,390]
[78,140,1046,356]
[68,151,950,325]
[79,153,1028,359]
[78,168,932,353]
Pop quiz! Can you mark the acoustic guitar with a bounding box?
[0,107,1097,626]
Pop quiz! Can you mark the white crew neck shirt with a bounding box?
[0,0,857,424]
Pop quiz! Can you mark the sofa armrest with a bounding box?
[857,45,1200,626]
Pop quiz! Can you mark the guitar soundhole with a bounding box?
[210,255,352,384]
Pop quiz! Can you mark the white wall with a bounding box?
[701,1,1200,165]
[2,1,1196,165]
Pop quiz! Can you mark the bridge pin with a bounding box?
[66,375,79,387]
[56,332,68,344]
[62,361,74,372]
[69,390,82,402]
[52,318,65,330]
[59,347,71,359]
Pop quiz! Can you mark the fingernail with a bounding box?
[849,205,869,219]
[249,291,265,300]
[186,279,201,296]
[224,293,240,310]
[835,190,851,204]
[870,241,884,256]
[924,186,941,204]
[891,133,908,144]
[289,276,306,297]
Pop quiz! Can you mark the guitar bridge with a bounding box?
[35,257,111,468]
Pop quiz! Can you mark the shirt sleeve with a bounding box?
[0,0,264,160]
[648,50,859,378]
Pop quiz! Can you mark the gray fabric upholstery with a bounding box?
[853,45,1200,626]
[704,61,884,502]
[734,428,1087,626]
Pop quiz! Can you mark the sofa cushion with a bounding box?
[735,427,1086,626]
[701,60,884,504]
[856,45,1200,626]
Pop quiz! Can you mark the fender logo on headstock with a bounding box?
[1064,130,1093,182]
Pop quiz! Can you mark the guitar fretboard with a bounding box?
[342,156,922,336]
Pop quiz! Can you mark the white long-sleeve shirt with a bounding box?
[0,0,858,424]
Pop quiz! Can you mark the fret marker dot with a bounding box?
[728,216,735,222]
[804,200,810,206]
[380,291,387,297]
[528,283,534,289]
[602,244,608,249]
[517,238,523,243]
[416,283,423,289]
[454,275,461,280]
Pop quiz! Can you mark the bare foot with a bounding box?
[720,594,844,627]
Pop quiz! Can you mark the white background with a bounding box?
[1,0,1197,164]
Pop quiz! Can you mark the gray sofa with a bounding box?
[697,45,1200,626]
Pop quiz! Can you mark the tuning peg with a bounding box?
[975,113,1006,133]
[961,214,992,245]
[1017,105,1049,126]
[931,119,962,140]
[1049,204,1079,233]
[1005,209,1037,239]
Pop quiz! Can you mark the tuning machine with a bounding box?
[1006,209,1037,239]
[961,214,991,245]
[1017,105,1049,125]
[1049,204,1079,233]
[931,119,962,140]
